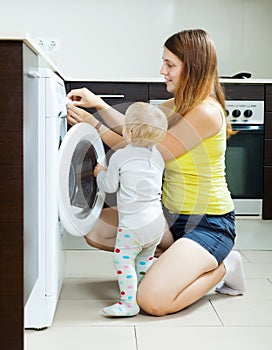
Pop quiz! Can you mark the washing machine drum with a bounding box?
[58,122,106,237]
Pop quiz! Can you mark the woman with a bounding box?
[67,29,246,316]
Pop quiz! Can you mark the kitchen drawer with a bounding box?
[223,83,264,100]
[148,83,173,100]
[266,84,272,111]
[265,112,272,138]
[264,139,272,165]
[70,82,148,113]
[263,166,272,219]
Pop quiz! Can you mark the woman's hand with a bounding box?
[67,103,126,150]
[66,103,98,126]
[93,164,107,177]
[67,87,106,109]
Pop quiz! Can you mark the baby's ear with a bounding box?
[129,129,134,139]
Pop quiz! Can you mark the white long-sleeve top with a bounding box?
[97,144,165,241]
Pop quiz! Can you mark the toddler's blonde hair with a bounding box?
[124,102,168,147]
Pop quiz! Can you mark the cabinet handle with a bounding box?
[98,94,125,98]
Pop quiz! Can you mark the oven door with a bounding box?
[225,125,264,215]
[58,122,106,236]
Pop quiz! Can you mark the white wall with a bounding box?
[0,0,272,80]
[1,0,271,80]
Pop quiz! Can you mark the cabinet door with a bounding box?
[223,84,264,100]
[0,41,38,350]
[266,85,272,111]
[70,82,148,114]
[149,82,173,100]
[263,85,272,219]
[264,112,272,138]
[264,139,272,165]
[263,166,272,220]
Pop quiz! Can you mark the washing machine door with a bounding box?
[58,122,106,237]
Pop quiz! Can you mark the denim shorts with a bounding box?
[163,207,236,264]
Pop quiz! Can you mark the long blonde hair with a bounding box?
[164,29,233,138]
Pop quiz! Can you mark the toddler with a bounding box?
[93,101,167,317]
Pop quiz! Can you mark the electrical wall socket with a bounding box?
[35,37,60,63]
[36,38,60,53]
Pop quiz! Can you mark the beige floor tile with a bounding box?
[25,326,137,350]
[64,250,115,278]
[60,278,221,301]
[136,326,272,350]
[25,249,272,349]
[242,250,272,263]
[60,278,119,300]
[210,296,272,326]
[53,297,221,327]
[238,250,251,262]
[243,262,272,279]
[241,278,272,299]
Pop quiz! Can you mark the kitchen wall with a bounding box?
[0,0,271,80]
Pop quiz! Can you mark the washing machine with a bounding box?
[24,68,106,329]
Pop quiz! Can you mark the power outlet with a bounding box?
[36,38,60,62]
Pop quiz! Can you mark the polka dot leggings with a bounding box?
[103,226,160,317]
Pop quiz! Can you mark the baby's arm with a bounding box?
[95,153,120,193]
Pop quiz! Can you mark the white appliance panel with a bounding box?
[25,68,106,329]
[58,123,106,237]
[25,68,68,329]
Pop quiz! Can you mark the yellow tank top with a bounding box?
[162,100,234,215]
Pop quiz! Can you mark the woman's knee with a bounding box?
[137,285,169,317]
[84,235,114,252]
[83,207,118,250]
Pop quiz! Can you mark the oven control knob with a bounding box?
[225,109,229,116]
[244,109,253,118]
[232,109,241,118]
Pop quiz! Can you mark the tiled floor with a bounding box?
[25,249,272,350]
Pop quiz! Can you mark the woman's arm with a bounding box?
[67,87,125,134]
[66,103,126,150]
[157,101,223,161]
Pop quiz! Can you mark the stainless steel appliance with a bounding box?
[225,100,264,215]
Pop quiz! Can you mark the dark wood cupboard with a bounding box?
[70,81,149,114]
[148,82,173,100]
[264,85,272,219]
[0,41,38,350]
[223,83,265,100]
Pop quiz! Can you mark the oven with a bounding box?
[225,100,264,215]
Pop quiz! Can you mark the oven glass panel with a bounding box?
[69,140,98,219]
[225,129,263,199]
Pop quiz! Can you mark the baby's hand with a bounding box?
[93,164,107,177]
